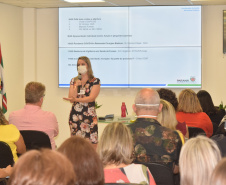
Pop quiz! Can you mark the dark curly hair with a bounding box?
[157,88,178,110]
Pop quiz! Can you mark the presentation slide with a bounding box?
[59,6,201,88]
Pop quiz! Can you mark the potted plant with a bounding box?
[95,102,102,109]
[219,101,226,110]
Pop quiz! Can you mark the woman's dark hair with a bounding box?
[157,88,178,110]
[197,90,218,116]
[58,136,104,185]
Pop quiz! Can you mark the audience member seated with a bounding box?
[157,88,179,110]
[209,157,226,185]
[9,81,59,150]
[97,122,156,185]
[157,99,186,143]
[7,149,76,185]
[0,108,26,162]
[157,88,189,137]
[58,136,104,185]
[179,135,221,185]
[128,88,182,174]
[211,134,226,157]
[176,89,213,137]
[0,165,12,178]
[197,90,225,126]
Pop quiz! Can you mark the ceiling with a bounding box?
[0,0,226,8]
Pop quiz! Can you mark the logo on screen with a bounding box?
[177,79,189,83]
[190,76,196,82]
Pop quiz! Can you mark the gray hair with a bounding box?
[134,88,160,112]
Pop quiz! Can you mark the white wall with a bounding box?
[1,4,226,147]
[0,3,24,116]
[202,6,226,105]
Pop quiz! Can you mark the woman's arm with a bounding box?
[173,164,179,174]
[76,84,100,103]
[15,134,26,154]
[0,165,13,178]
[185,124,189,139]
[68,84,76,98]
[67,78,82,103]
[68,81,79,98]
[64,84,100,103]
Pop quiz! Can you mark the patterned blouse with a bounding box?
[128,118,182,170]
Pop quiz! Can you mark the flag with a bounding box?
[0,44,7,113]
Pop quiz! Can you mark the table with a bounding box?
[97,116,136,140]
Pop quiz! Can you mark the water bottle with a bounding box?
[121,102,126,117]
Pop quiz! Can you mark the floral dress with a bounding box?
[69,77,100,144]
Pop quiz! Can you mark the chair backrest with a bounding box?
[215,121,226,135]
[135,162,174,185]
[0,141,14,168]
[188,127,206,138]
[0,178,7,185]
[105,184,141,185]
[211,134,226,157]
[20,130,52,150]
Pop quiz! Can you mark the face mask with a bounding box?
[78,65,87,74]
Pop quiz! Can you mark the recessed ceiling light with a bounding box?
[64,0,105,2]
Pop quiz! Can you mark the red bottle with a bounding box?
[121,102,127,117]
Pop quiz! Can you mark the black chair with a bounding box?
[20,130,52,150]
[215,120,226,135]
[135,162,174,185]
[0,141,14,168]
[188,127,206,138]
[105,184,141,185]
[0,179,7,185]
[211,134,226,157]
[212,122,218,136]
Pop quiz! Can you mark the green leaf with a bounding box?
[95,102,102,109]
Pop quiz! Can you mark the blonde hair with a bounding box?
[157,99,178,130]
[58,136,104,185]
[25,81,45,103]
[76,56,94,80]
[8,149,76,185]
[177,89,203,113]
[179,135,221,185]
[209,157,226,185]
[97,122,133,166]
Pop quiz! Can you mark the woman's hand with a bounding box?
[75,79,82,88]
[63,96,77,103]
[0,165,13,178]
[4,165,13,176]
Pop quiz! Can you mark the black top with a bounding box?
[209,109,225,126]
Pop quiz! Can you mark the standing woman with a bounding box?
[64,56,100,145]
